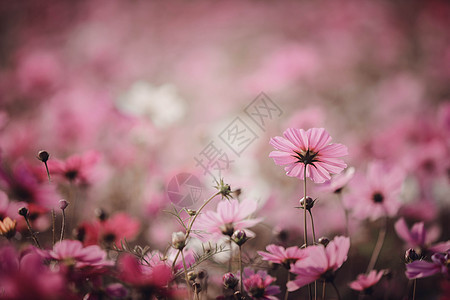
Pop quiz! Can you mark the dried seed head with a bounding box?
[37,150,50,163]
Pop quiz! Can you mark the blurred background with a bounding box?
[0,0,449,298]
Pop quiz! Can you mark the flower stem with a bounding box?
[308,210,317,245]
[337,193,349,236]
[239,245,243,294]
[172,192,220,270]
[60,209,66,242]
[412,279,416,300]
[303,166,308,246]
[23,214,41,248]
[228,238,233,272]
[181,250,192,300]
[322,282,326,300]
[52,209,56,245]
[331,281,341,300]
[366,217,387,273]
[44,161,51,182]
[284,272,291,300]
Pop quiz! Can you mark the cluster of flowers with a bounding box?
[0,127,447,300]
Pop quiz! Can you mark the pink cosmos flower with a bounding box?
[39,240,113,269]
[78,212,141,247]
[319,166,355,194]
[287,236,350,291]
[406,251,450,279]
[195,198,262,239]
[243,268,281,300]
[349,270,384,292]
[257,244,307,269]
[343,161,405,221]
[394,218,450,253]
[269,128,348,183]
[118,254,174,298]
[48,151,101,185]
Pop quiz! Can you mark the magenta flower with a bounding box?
[118,254,173,298]
[349,270,384,292]
[269,128,348,183]
[344,161,405,221]
[395,218,450,253]
[287,236,350,291]
[39,239,113,269]
[48,151,100,185]
[195,198,262,239]
[406,251,449,279]
[257,244,307,269]
[243,268,281,300]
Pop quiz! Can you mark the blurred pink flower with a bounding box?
[349,270,384,292]
[0,246,67,299]
[78,212,140,247]
[257,244,307,269]
[39,239,113,269]
[319,166,355,194]
[406,251,449,279]
[118,254,173,298]
[344,161,405,221]
[394,218,450,253]
[243,268,281,300]
[48,151,101,185]
[287,236,350,291]
[195,198,262,239]
[269,128,348,183]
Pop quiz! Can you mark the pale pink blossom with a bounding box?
[406,251,450,279]
[195,198,262,239]
[394,218,450,253]
[48,151,101,185]
[344,161,405,221]
[287,236,350,291]
[349,270,384,292]
[243,268,281,300]
[257,244,307,269]
[269,128,348,183]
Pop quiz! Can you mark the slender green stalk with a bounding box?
[412,279,416,300]
[308,210,317,245]
[172,192,220,270]
[284,272,291,300]
[322,282,326,300]
[181,250,192,300]
[52,209,56,245]
[228,238,233,272]
[239,245,243,294]
[337,193,349,236]
[331,281,341,300]
[44,161,51,182]
[24,215,41,248]
[60,209,66,242]
[303,167,308,246]
[366,217,387,273]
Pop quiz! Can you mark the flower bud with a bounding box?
[59,199,69,210]
[232,230,249,246]
[172,231,186,250]
[18,207,29,217]
[223,272,239,290]
[188,271,197,281]
[220,222,235,237]
[95,208,108,221]
[318,236,330,247]
[299,196,315,210]
[37,150,50,163]
[405,248,419,263]
[186,209,197,216]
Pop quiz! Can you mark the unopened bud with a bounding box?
[232,230,249,246]
[95,208,108,221]
[18,207,29,217]
[187,271,197,281]
[318,237,330,247]
[37,150,50,163]
[223,272,239,290]
[299,196,315,210]
[59,199,69,210]
[172,231,186,250]
[186,209,197,216]
[405,248,419,263]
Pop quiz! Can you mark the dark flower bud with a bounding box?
[59,199,69,210]
[318,237,330,247]
[232,229,249,246]
[197,269,207,280]
[405,248,419,263]
[37,150,50,163]
[186,209,197,216]
[214,178,232,199]
[18,207,29,217]
[220,222,235,237]
[188,271,197,281]
[223,272,239,290]
[95,208,108,221]
[299,196,315,210]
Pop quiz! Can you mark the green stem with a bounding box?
[337,193,349,236]
[51,209,56,245]
[322,282,326,300]
[284,272,291,300]
[60,209,66,242]
[181,250,192,300]
[412,279,416,300]
[228,238,233,272]
[24,215,41,248]
[331,281,341,300]
[366,217,387,273]
[239,245,243,294]
[308,210,317,244]
[172,192,220,270]
[303,166,308,246]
